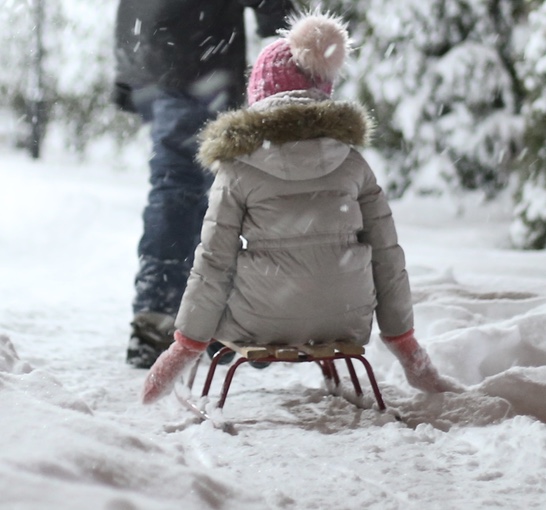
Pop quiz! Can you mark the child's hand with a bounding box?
[142,331,207,404]
[381,329,464,393]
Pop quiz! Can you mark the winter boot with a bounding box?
[248,360,271,369]
[126,311,175,369]
[206,340,236,365]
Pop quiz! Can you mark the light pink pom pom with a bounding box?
[287,12,350,81]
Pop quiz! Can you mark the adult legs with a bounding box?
[127,89,214,368]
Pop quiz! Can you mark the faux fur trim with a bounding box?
[197,98,373,169]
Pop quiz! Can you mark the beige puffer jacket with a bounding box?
[175,91,413,346]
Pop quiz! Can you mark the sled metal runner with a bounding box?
[189,340,386,412]
[174,387,237,435]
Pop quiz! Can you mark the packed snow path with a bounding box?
[1,149,546,509]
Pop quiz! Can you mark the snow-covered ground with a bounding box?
[1,138,546,510]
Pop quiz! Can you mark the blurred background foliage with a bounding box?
[1,0,545,248]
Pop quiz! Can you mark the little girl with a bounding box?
[142,11,461,403]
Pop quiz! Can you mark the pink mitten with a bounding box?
[142,330,207,404]
[381,329,462,393]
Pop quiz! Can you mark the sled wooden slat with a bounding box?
[219,340,364,359]
[334,341,365,355]
[269,347,300,360]
[220,342,300,360]
[219,341,269,360]
[299,344,335,357]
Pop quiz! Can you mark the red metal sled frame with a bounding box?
[195,346,386,411]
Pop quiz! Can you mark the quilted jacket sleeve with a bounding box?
[174,167,246,341]
[357,158,414,337]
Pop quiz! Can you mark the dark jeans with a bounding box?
[133,88,216,316]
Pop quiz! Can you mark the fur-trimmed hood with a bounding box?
[197,91,373,180]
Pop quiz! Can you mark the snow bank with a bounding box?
[0,335,259,510]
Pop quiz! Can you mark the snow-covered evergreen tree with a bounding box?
[0,0,531,173]
[0,0,38,137]
[0,0,138,154]
[50,1,139,153]
[333,0,527,198]
[510,1,546,249]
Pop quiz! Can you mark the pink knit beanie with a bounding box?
[247,12,350,105]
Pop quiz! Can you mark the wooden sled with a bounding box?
[189,340,386,412]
